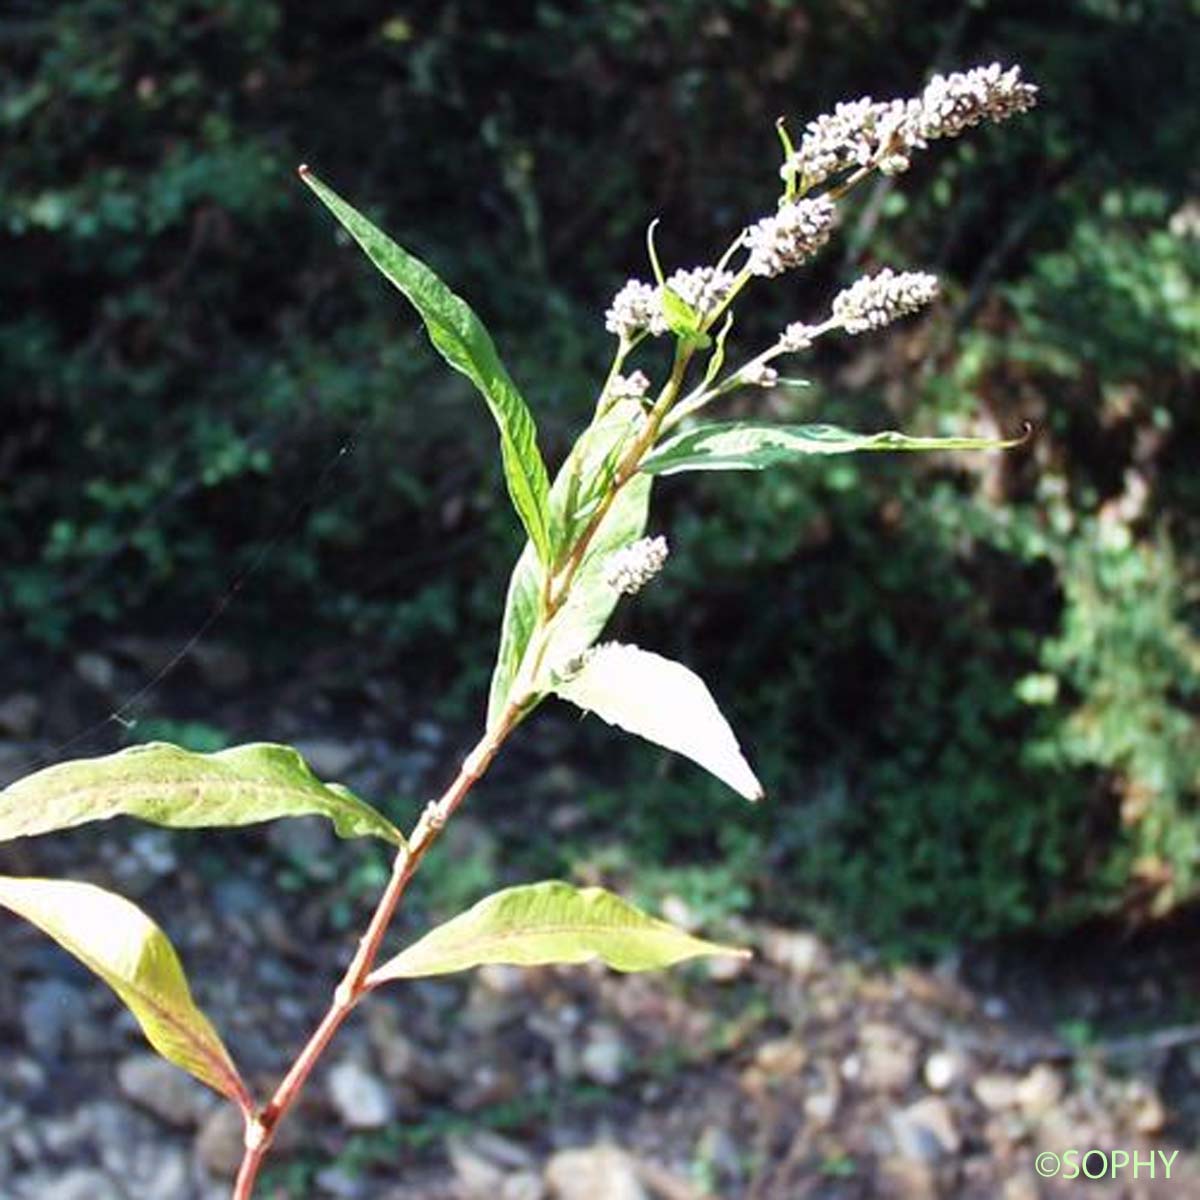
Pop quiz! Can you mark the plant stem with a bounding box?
[231,703,523,1200]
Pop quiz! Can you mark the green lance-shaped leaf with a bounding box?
[487,400,652,728]
[554,643,763,801]
[0,875,251,1110]
[0,742,405,846]
[300,167,553,564]
[641,421,1028,475]
[368,880,748,982]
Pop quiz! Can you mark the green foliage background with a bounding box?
[3,0,1198,951]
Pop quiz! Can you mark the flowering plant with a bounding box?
[0,63,1035,1196]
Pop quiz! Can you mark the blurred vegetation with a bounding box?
[2,0,1198,952]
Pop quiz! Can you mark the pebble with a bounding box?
[23,1168,126,1200]
[316,1166,371,1198]
[857,1022,920,1093]
[1127,1081,1167,1134]
[973,1072,1021,1112]
[760,928,828,977]
[0,693,39,738]
[890,1096,961,1162]
[74,652,117,692]
[292,737,360,779]
[923,1049,965,1092]
[544,1145,646,1200]
[1016,1064,1063,1117]
[116,1054,212,1128]
[195,1104,245,1178]
[20,979,89,1058]
[580,1024,629,1086]
[327,1058,396,1129]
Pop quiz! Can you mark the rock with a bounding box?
[1127,1081,1167,1134]
[1016,1064,1064,1117]
[316,1166,370,1198]
[580,1024,629,1086]
[877,1156,938,1199]
[328,1058,396,1129]
[195,1104,245,1178]
[754,1037,808,1077]
[890,1096,961,1163]
[27,1168,127,1200]
[364,1004,450,1098]
[100,1138,191,1200]
[705,952,750,982]
[74,652,117,692]
[266,814,336,875]
[447,1133,540,1198]
[0,693,39,738]
[108,829,179,897]
[1001,1172,1042,1200]
[973,1072,1022,1112]
[452,1058,524,1112]
[805,1086,839,1126]
[760,928,828,977]
[116,1054,212,1128]
[21,979,89,1057]
[544,1145,647,1200]
[923,1049,965,1092]
[858,1022,920,1093]
[292,738,360,779]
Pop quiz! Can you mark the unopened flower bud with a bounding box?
[740,362,779,388]
[609,370,652,401]
[910,63,1037,144]
[605,279,659,341]
[743,196,837,277]
[780,322,817,352]
[832,268,939,334]
[663,266,736,322]
[604,535,669,596]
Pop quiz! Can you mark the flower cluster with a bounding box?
[740,362,779,388]
[743,195,837,277]
[779,322,817,352]
[607,370,652,402]
[782,63,1038,188]
[604,535,669,596]
[664,266,736,322]
[605,268,735,341]
[831,268,940,334]
[605,280,661,341]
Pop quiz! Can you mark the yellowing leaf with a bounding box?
[0,875,250,1109]
[554,642,763,800]
[369,880,747,981]
[0,742,404,846]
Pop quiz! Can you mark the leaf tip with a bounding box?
[297,162,311,177]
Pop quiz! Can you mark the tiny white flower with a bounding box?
[779,322,817,352]
[663,266,736,323]
[743,196,837,277]
[740,362,779,388]
[779,64,1036,188]
[906,62,1038,145]
[604,535,669,596]
[605,279,659,340]
[608,370,652,401]
[831,268,940,334]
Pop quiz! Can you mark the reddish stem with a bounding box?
[230,706,519,1200]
